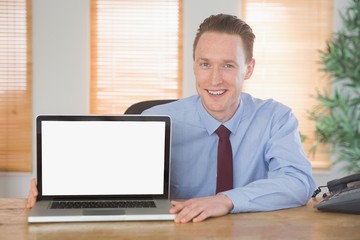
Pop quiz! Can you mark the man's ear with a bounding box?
[244,58,255,80]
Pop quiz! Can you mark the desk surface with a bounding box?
[0,198,359,240]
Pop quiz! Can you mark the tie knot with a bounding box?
[216,125,231,139]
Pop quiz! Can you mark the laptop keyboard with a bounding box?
[50,200,156,209]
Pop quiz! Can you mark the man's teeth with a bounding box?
[208,90,225,95]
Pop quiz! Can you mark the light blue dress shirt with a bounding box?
[143,93,316,213]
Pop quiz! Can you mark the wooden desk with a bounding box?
[0,198,359,240]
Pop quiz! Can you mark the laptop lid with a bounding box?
[36,114,171,201]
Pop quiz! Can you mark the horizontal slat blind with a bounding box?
[0,0,32,172]
[243,0,333,169]
[90,0,183,114]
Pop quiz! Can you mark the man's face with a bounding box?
[193,32,254,122]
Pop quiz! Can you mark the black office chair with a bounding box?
[124,99,177,114]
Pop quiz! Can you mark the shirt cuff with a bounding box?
[222,189,251,213]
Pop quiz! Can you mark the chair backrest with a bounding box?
[124,99,177,114]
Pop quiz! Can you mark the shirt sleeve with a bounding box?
[223,110,316,213]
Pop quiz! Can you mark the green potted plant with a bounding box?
[309,0,360,173]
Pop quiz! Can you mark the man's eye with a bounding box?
[200,63,210,68]
[224,64,234,69]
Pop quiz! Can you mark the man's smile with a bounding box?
[207,89,226,96]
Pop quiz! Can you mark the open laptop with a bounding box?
[28,114,175,223]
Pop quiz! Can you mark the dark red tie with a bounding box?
[215,125,233,193]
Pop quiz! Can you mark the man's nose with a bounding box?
[211,67,223,85]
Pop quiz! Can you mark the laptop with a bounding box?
[28,114,175,223]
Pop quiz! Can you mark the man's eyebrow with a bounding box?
[196,58,209,62]
[195,58,239,66]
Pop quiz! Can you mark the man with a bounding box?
[27,14,316,223]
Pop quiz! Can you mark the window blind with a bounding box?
[0,0,32,172]
[90,0,183,114]
[243,0,333,169]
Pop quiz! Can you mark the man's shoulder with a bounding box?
[241,92,293,121]
[143,95,199,115]
[242,92,291,111]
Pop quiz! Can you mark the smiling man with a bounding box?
[143,14,316,223]
[27,14,315,224]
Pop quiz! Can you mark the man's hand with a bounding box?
[26,178,38,209]
[169,194,234,223]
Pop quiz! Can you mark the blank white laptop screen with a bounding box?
[41,120,166,196]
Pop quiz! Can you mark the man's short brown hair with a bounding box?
[193,14,255,64]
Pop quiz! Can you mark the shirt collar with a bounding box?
[197,95,245,135]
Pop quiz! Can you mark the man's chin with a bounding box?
[203,102,227,115]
